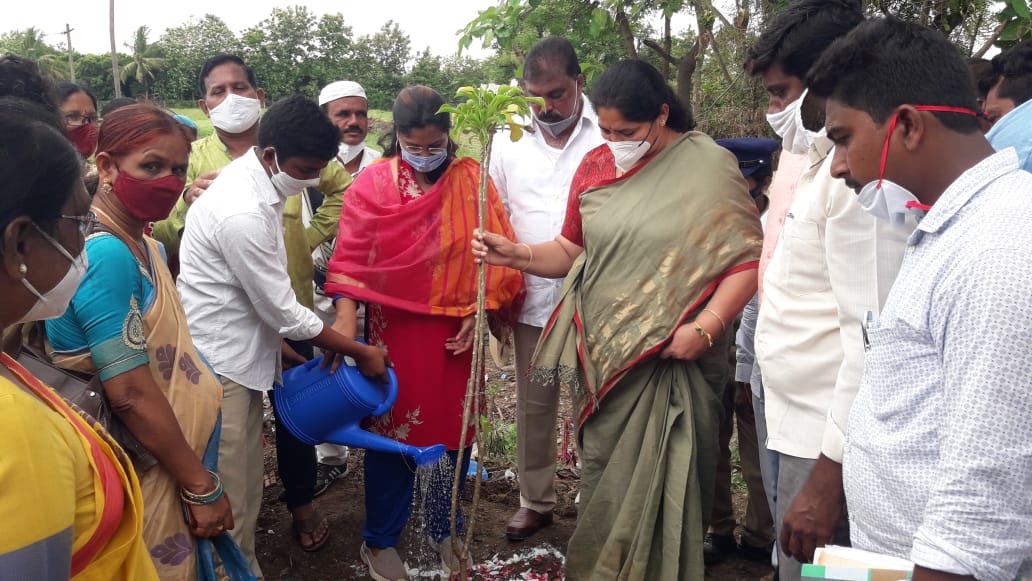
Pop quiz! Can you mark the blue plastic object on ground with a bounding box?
[466,460,489,480]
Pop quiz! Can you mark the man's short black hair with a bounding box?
[808,16,981,134]
[100,96,137,118]
[966,57,997,100]
[524,37,581,82]
[258,94,339,162]
[990,40,1032,107]
[745,0,863,79]
[198,54,258,95]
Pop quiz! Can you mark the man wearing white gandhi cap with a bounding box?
[318,80,382,177]
[308,80,382,496]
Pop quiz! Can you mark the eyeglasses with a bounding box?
[399,141,448,156]
[60,211,100,235]
[64,112,99,127]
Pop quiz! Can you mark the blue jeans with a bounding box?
[362,448,472,548]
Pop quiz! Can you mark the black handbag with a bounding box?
[16,343,159,472]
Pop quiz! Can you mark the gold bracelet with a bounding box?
[694,323,714,348]
[701,308,727,333]
[518,243,533,271]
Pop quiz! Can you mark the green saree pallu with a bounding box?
[533,133,763,580]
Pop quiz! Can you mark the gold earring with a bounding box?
[101,180,113,195]
[18,264,27,274]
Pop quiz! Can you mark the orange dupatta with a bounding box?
[326,156,524,323]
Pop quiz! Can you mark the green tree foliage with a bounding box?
[121,26,164,98]
[155,15,241,103]
[992,0,1032,50]
[349,21,412,109]
[240,6,321,99]
[5,0,1030,124]
[0,27,67,80]
[459,0,1032,138]
[76,53,121,101]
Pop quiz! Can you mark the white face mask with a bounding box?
[269,150,322,197]
[340,142,365,165]
[207,93,262,134]
[606,121,655,173]
[856,180,924,227]
[766,89,822,155]
[855,105,978,226]
[17,224,88,323]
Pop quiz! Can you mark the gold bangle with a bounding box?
[701,308,727,333]
[518,242,533,271]
[694,323,714,348]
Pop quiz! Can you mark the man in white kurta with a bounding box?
[754,134,911,576]
[489,37,603,541]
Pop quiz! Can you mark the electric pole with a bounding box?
[64,24,76,83]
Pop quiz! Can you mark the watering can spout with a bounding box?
[326,426,447,466]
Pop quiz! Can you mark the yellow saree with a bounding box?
[0,354,156,580]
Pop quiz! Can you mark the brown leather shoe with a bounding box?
[505,507,553,541]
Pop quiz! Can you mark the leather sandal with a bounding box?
[293,509,330,552]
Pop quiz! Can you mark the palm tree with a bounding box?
[0,27,67,80]
[109,0,121,97]
[120,26,164,98]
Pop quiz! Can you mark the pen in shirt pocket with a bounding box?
[861,310,873,352]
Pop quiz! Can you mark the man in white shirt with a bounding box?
[809,16,1032,581]
[489,37,603,541]
[177,94,389,575]
[746,2,913,579]
[308,80,383,495]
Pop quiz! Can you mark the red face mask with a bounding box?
[112,170,186,223]
[67,123,99,159]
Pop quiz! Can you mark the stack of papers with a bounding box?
[801,546,914,581]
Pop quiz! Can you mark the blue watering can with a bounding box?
[274,354,446,466]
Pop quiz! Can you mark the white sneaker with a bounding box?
[359,542,411,581]
[429,536,472,576]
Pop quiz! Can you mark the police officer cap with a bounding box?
[715,138,781,177]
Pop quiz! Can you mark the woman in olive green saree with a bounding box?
[475,60,763,580]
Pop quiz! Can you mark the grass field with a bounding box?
[170,107,392,144]
[169,108,479,158]
[169,108,214,138]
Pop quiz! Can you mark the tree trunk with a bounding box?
[678,41,700,117]
[663,14,672,79]
[109,0,121,97]
[615,6,638,58]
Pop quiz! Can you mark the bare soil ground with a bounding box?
[256,353,773,580]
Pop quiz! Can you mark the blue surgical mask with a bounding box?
[401,148,448,174]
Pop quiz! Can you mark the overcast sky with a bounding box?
[5,0,505,59]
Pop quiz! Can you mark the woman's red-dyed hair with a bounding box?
[97,103,192,159]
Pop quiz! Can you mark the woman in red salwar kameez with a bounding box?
[325,85,523,581]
